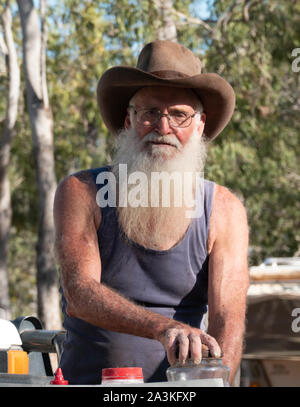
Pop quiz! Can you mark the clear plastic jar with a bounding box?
[166,358,230,387]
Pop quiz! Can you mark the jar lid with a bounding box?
[102,367,143,380]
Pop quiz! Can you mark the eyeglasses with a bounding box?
[128,106,200,128]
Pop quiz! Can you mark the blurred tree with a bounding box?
[0,0,20,320]
[17,0,61,329]
[153,0,177,41]
[47,0,113,179]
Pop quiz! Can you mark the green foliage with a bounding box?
[10,104,39,231]
[203,0,300,262]
[47,1,112,179]
[8,228,37,319]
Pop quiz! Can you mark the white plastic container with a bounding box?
[101,367,144,385]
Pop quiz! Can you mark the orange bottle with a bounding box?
[7,349,29,374]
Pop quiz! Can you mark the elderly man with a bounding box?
[54,40,249,385]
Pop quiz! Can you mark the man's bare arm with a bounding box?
[54,173,221,366]
[207,185,249,385]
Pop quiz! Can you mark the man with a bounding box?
[54,40,249,385]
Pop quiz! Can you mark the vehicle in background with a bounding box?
[241,257,300,387]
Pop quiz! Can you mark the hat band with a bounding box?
[149,70,190,79]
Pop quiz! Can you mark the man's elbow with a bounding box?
[61,276,82,319]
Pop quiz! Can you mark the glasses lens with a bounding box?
[169,112,191,127]
[137,109,159,126]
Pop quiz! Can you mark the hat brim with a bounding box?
[97,66,235,140]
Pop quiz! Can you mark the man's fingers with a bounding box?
[200,333,222,358]
[177,333,189,366]
[164,329,178,366]
[188,333,202,364]
[163,329,190,366]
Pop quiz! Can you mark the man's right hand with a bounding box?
[157,325,221,366]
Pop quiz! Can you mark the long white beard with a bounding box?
[111,127,207,250]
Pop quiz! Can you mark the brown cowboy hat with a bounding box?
[97,40,235,140]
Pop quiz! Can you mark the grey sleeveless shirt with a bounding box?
[59,166,215,384]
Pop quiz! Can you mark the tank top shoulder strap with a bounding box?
[87,166,111,189]
[203,179,215,235]
[192,179,215,254]
[87,166,113,219]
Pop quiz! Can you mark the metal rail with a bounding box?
[20,330,66,360]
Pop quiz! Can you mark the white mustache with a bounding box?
[141,132,182,149]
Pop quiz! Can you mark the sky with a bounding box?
[191,0,212,19]
[35,0,213,19]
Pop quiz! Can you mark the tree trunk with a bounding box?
[17,0,61,330]
[0,2,20,320]
[154,0,177,42]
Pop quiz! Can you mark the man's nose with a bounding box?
[154,114,172,134]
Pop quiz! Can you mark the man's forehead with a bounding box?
[132,86,200,108]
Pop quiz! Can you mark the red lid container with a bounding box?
[102,367,143,381]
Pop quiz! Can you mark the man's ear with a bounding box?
[124,113,131,129]
[198,112,206,133]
